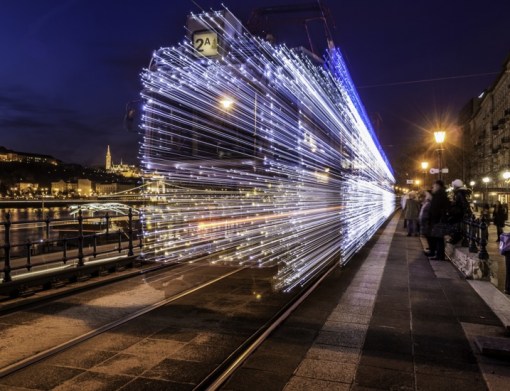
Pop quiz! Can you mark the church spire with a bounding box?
[106,145,112,170]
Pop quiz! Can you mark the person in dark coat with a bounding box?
[451,179,472,218]
[449,179,472,244]
[429,180,449,260]
[493,200,507,241]
[419,191,434,256]
[404,192,420,236]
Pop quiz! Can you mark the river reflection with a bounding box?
[0,207,72,247]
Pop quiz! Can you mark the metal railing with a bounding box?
[1,208,142,283]
[460,215,489,260]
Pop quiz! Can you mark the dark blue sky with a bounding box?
[1,0,509,166]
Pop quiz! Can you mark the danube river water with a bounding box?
[0,206,73,248]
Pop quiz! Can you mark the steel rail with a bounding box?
[0,266,245,379]
[195,260,339,391]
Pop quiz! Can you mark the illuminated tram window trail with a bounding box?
[139,9,395,291]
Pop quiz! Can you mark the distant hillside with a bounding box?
[0,161,137,191]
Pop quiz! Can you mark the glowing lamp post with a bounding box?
[482,177,491,204]
[421,161,429,185]
[503,171,510,202]
[434,131,446,180]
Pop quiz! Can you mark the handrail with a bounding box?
[460,214,488,260]
[1,208,143,283]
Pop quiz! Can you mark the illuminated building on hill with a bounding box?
[0,146,59,165]
[104,145,141,178]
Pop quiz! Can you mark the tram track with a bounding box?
[0,265,247,380]
[196,260,338,390]
[0,257,340,391]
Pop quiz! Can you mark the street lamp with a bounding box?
[469,181,475,187]
[420,161,429,186]
[482,176,491,204]
[434,131,446,180]
[503,171,510,203]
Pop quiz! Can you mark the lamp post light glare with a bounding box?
[433,131,446,180]
[469,181,475,187]
[502,171,510,180]
[420,161,429,186]
[482,177,491,204]
[220,97,235,110]
[434,131,446,144]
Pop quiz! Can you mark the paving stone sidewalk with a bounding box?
[224,212,510,390]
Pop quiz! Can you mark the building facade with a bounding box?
[95,182,133,195]
[462,55,510,205]
[104,146,141,178]
[0,146,59,165]
[51,180,78,194]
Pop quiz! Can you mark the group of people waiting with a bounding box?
[403,179,472,261]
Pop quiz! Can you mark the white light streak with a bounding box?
[139,9,395,291]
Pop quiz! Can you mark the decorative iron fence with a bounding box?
[1,208,142,283]
[460,215,489,260]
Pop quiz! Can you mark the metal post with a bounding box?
[78,209,84,267]
[93,234,97,258]
[45,216,51,240]
[2,212,12,282]
[479,218,489,260]
[461,218,469,247]
[63,239,68,264]
[128,208,134,256]
[438,148,442,180]
[468,215,478,253]
[117,229,122,253]
[105,213,109,238]
[26,240,32,271]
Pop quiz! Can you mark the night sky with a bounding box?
[1,0,509,167]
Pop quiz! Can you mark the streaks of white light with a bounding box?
[139,9,395,291]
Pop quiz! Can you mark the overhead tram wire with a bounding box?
[358,71,499,89]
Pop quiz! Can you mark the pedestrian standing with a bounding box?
[449,179,472,244]
[419,191,434,256]
[493,200,506,242]
[404,192,420,237]
[429,180,450,260]
[401,193,409,228]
